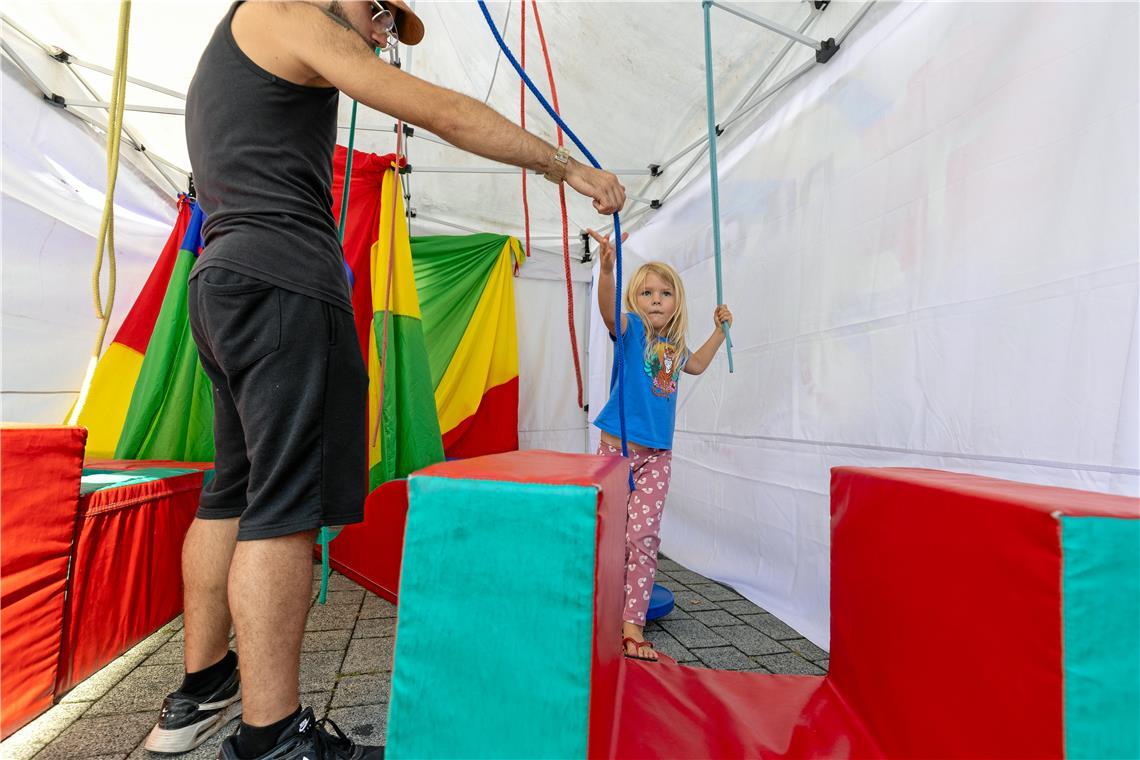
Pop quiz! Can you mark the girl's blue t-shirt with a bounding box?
[593,312,685,450]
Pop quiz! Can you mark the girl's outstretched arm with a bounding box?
[684,304,733,375]
[588,229,629,337]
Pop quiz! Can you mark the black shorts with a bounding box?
[188,265,367,540]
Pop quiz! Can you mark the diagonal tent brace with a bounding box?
[708,0,840,63]
[702,0,735,373]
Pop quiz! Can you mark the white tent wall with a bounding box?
[516,277,591,453]
[3,1,1137,651]
[1,58,179,422]
[590,1,1140,647]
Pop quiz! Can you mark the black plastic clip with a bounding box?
[50,49,72,63]
[816,38,840,63]
[399,163,412,175]
[580,231,592,263]
[650,199,663,210]
[401,124,414,138]
[648,163,662,177]
[813,1,831,10]
[715,123,725,137]
[43,93,67,108]
[187,174,197,199]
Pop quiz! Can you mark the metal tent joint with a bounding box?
[816,37,840,63]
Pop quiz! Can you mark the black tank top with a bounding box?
[185,2,350,311]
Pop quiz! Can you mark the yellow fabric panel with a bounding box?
[371,166,421,320]
[74,342,144,458]
[367,317,384,471]
[435,243,519,434]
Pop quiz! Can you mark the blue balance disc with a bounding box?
[646,583,675,621]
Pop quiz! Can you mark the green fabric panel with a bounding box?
[1061,516,1140,759]
[370,313,444,490]
[115,249,215,461]
[387,477,598,759]
[410,234,508,387]
[79,467,201,495]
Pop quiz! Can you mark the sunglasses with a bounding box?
[369,0,400,51]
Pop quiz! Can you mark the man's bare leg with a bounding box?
[228,530,316,726]
[182,517,239,672]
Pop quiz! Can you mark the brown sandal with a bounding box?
[622,636,658,662]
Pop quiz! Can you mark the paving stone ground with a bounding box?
[4,557,826,759]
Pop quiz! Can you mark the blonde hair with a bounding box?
[625,261,689,362]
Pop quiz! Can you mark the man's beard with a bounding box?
[323,1,354,31]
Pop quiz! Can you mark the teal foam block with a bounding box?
[386,475,599,758]
[1061,516,1140,759]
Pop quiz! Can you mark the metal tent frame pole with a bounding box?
[707,0,836,57]
[1,30,185,197]
[2,1,875,241]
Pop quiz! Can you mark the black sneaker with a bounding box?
[218,707,384,759]
[143,669,242,753]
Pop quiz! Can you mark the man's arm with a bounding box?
[285,3,625,214]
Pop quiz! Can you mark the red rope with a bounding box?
[518,0,531,267]
[531,0,584,408]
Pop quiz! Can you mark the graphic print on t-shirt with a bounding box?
[644,340,680,398]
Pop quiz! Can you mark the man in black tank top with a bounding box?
[145,3,627,759]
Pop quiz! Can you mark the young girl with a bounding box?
[587,229,733,662]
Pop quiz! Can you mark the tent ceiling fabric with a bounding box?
[3,1,862,261]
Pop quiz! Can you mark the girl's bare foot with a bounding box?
[622,622,658,661]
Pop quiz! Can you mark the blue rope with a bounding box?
[476,0,632,486]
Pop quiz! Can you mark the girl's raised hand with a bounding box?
[714,304,733,328]
[586,229,629,274]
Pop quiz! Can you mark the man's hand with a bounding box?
[587,229,629,274]
[567,163,626,215]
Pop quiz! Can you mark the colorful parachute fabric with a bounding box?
[411,234,524,459]
[75,196,215,461]
[331,148,445,489]
[78,148,522,488]
[333,147,525,477]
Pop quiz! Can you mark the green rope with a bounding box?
[318,48,381,605]
[702,0,734,372]
[337,99,360,243]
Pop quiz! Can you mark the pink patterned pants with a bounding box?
[597,441,673,626]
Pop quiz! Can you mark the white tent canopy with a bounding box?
[3,1,1137,647]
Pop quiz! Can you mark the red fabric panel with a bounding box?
[829,467,1065,758]
[331,147,402,360]
[586,455,632,760]
[56,471,202,693]
[614,664,881,759]
[0,426,86,739]
[441,377,520,459]
[112,200,194,354]
[327,479,409,603]
[417,449,628,489]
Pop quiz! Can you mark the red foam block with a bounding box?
[828,467,1087,758]
[615,662,881,759]
[56,470,202,693]
[0,426,87,739]
[328,478,409,603]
